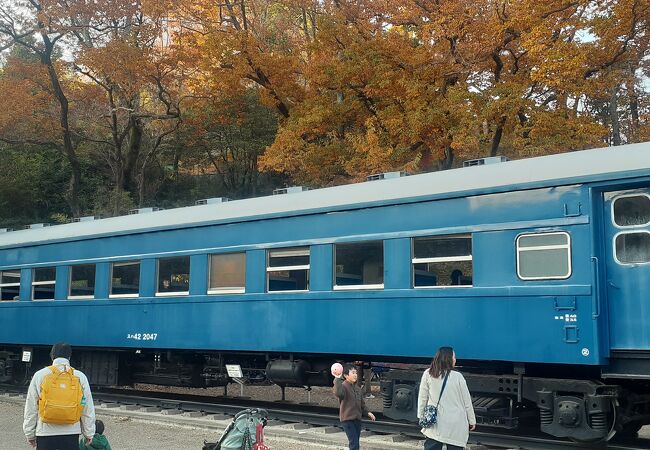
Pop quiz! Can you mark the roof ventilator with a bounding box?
[463,156,510,167]
[73,216,99,222]
[25,223,51,230]
[366,171,410,181]
[273,186,310,195]
[128,207,163,215]
[195,197,231,205]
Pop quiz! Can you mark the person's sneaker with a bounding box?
[365,394,375,399]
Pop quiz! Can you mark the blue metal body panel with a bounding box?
[1,143,650,371]
[602,188,650,350]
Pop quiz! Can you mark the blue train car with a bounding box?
[1,142,650,441]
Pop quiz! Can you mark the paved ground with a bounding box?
[0,395,422,450]
[4,394,649,450]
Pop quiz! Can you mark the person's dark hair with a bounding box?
[50,342,72,361]
[342,363,357,377]
[428,346,454,378]
[95,419,105,435]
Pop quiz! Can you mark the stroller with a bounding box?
[203,408,270,450]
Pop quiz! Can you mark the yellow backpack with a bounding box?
[38,365,84,424]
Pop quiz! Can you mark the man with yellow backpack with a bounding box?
[23,343,96,450]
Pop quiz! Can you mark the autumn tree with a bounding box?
[0,0,84,215]
[257,0,648,183]
[178,90,279,198]
[55,0,193,211]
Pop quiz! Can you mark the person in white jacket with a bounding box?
[417,346,476,450]
[23,343,96,450]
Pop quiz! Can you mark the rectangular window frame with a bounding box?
[516,231,572,281]
[208,252,246,295]
[68,264,96,300]
[109,260,141,299]
[412,234,473,289]
[611,193,650,228]
[613,230,650,266]
[32,267,56,301]
[266,247,310,293]
[0,269,21,301]
[155,256,190,297]
[333,241,385,291]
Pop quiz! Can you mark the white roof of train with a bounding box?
[1,142,649,248]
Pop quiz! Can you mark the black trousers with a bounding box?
[36,434,79,450]
[423,438,464,450]
[341,419,361,450]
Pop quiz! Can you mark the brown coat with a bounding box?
[333,378,369,421]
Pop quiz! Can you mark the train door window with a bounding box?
[110,261,140,297]
[334,241,384,290]
[32,267,56,300]
[267,247,309,292]
[209,253,246,294]
[0,269,21,301]
[613,194,650,227]
[156,256,190,296]
[516,232,571,280]
[615,232,650,265]
[412,235,472,287]
[69,264,96,299]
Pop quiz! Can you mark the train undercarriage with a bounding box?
[2,345,650,442]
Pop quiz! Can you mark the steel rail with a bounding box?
[92,388,650,450]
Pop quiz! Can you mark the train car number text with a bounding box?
[127,333,158,341]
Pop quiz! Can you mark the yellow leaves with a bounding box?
[79,41,152,95]
[512,110,608,157]
[0,57,61,143]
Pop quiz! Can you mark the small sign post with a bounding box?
[226,364,245,397]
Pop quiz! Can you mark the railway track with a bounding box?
[3,386,649,450]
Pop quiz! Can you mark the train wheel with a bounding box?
[568,399,618,443]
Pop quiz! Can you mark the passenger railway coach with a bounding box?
[1,142,650,442]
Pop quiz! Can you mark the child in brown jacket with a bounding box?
[333,364,376,450]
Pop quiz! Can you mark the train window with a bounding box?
[209,253,246,294]
[0,269,21,301]
[267,247,309,292]
[334,241,384,290]
[110,261,140,297]
[156,256,190,296]
[412,235,472,287]
[516,232,571,280]
[615,232,650,265]
[613,194,650,227]
[32,267,56,300]
[69,264,96,299]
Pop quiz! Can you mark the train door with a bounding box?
[602,189,650,350]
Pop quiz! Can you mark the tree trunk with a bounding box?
[124,117,143,193]
[251,154,258,196]
[42,46,81,217]
[557,91,569,117]
[490,116,506,156]
[609,86,621,146]
[138,173,146,207]
[439,145,454,170]
[626,67,640,143]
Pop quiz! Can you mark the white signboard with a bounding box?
[226,364,243,378]
[22,351,32,363]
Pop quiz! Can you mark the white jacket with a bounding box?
[23,358,96,439]
[417,369,476,448]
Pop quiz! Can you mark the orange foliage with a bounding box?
[1,0,648,192]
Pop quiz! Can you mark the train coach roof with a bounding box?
[0,141,649,249]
